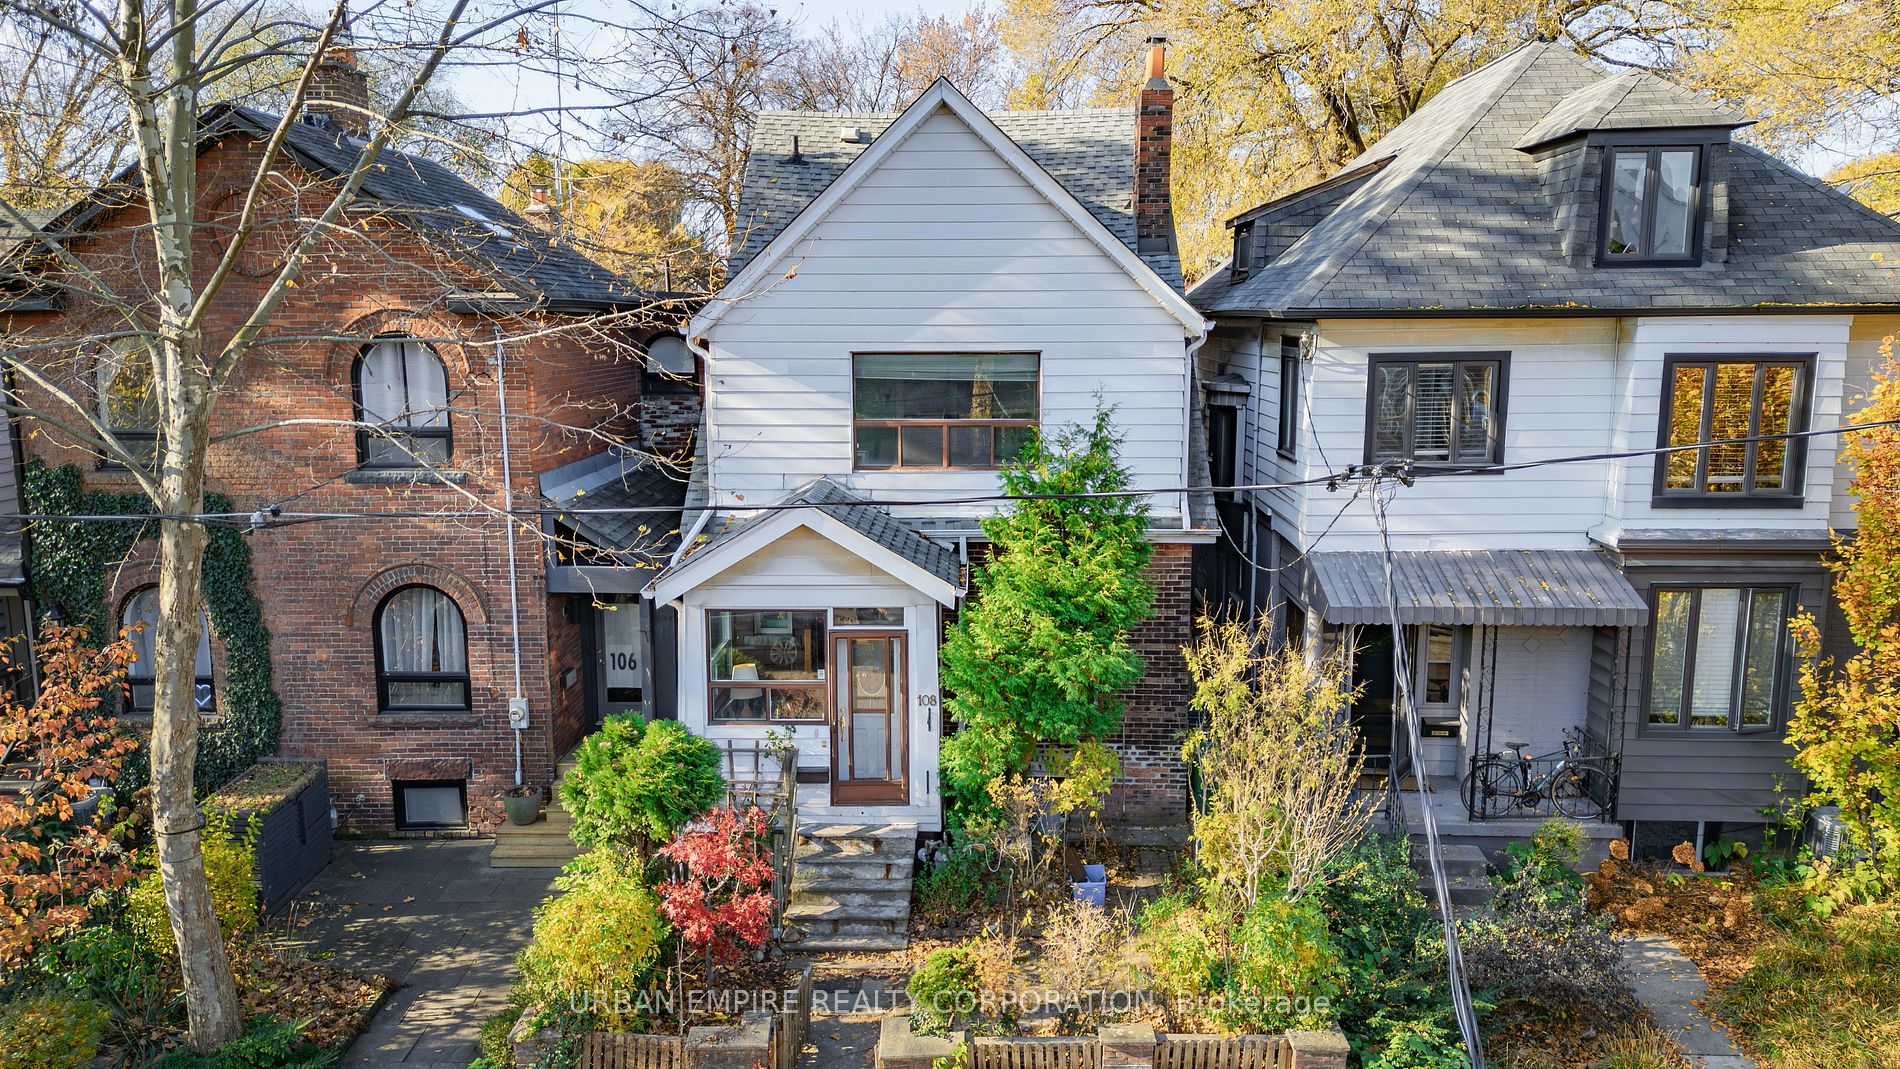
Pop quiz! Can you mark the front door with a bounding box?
[1350,626,1396,773]
[594,595,649,727]
[831,632,908,804]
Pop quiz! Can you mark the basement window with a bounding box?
[393,779,467,829]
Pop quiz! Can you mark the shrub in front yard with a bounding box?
[127,808,261,960]
[907,945,981,1035]
[657,806,776,969]
[558,714,724,855]
[0,993,109,1069]
[913,840,1002,928]
[516,848,667,1030]
[146,1015,335,1069]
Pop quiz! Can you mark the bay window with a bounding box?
[1647,586,1790,733]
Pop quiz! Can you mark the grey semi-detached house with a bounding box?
[1190,41,1900,860]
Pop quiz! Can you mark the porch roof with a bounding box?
[539,449,688,570]
[1307,549,1647,627]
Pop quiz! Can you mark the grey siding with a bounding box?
[1613,554,1821,824]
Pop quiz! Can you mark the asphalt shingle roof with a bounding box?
[5,106,645,310]
[732,106,1184,290]
[1514,71,1750,150]
[1191,43,1900,317]
[540,449,689,571]
[671,477,963,590]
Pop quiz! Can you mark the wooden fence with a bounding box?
[1155,1034,1289,1069]
[772,964,816,1069]
[578,1033,680,1069]
[972,1037,1100,1069]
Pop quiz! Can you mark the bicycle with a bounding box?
[1461,728,1613,820]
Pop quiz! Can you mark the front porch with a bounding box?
[1391,774,1621,868]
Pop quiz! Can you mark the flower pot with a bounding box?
[503,792,542,826]
[1072,863,1107,908]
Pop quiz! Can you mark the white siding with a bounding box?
[1599,315,1852,538]
[1831,316,1900,531]
[674,528,944,830]
[704,106,1192,525]
[1477,626,1592,761]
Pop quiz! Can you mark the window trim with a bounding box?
[641,332,699,396]
[707,608,830,724]
[1641,583,1794,736]
[1276,337,1302,460]
[849,351,1041,472]
[1362,351,1511,470]
[372,584,472,713]
[351,336,454,470]
[392,779,468,830]
[1650,353,1815,509]
[1594,141,1708,267]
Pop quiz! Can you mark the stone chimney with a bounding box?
[523,185,557,230]
[1134,36,1174,252]
[305,47,372,138]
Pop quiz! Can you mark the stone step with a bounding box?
[793,861,911,885]
[1412,843,1490,880]
[1417,874,1494,909]
[795,834,917,862]
[787,917,908,939]
[490,846,578,869]
[800,822,918,842]
[788,931,909,953]
[785,895,910,923]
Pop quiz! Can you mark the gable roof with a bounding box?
[6,104,645,311]
[696,79,1206,336]
[647,477,965,605]
[1191,43,1900,317]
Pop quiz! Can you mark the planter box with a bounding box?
[208,758,333,914]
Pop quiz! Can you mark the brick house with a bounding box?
[0,50,698,831]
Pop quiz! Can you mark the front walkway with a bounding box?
[273,840,557,1069]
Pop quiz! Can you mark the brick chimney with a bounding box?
[305,47,372,138]
[524,185,558,231]
[1134,35,1174,253]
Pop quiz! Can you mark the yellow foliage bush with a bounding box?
[126,809,260,958]
[0,995,108,1069]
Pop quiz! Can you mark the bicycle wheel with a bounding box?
[1462,759,1519,820]
[1551,766,1600,820]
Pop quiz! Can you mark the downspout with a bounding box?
[492,327,527,787]
[1183,323,1214,531]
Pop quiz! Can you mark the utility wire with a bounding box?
[1366,465,1487,1069]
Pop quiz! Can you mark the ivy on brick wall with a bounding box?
[21,460,282,792]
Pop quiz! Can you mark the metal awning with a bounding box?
[1307,549,1647,627]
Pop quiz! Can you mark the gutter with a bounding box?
[1182,322,1215,533]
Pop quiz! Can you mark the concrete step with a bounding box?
[795,832,917,861]
[785,895,909,923]
[1418,874,1494,909]
[1412,843,1490,880]
[490,846,579,869]
[787,931,909,953]
[792,857,911,882]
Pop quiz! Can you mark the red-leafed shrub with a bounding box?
[657,806,776,965]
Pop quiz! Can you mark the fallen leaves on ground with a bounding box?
[236,941,392,1049]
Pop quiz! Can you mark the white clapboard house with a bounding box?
[644,38,1216,909]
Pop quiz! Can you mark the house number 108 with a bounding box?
[918,694,938,708]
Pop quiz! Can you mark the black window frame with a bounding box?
[351,336,453,470]
[1595,139,1708,267]
[1230,221,1255,278]
[1207,401,1239,498]
[1642,583,1794,736]
[1651,353,1814,509]
[392,779,468,830]
[1276,337,1302,460]
[641,332,699,396]
[850,351,1041,472]
[1363,351,1510,470]
[372,584,472,713]
[119,585,215,716]
[95,339,160,469]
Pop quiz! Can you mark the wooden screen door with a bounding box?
[831,632,908,804]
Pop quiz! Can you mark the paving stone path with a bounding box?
[1622,933,1756,1069]
[273,839,556,1069]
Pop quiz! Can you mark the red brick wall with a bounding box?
[1105,542,1193,828]
[3,136,647,831]
[1134,84,1175,245]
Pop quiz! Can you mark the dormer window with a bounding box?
[1600,144,1703,264]
[1231,221,1255,278]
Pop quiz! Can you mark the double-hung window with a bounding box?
[1600,144,1703,264]
[1277,337,1302,459]
[354,338,452,467]
[1656,356,1810,505]
[1647,586,1790,733]
[853,353,1038,470]
[98,338,159,466]
[1366,353,1507,467]
[121,586,214,714]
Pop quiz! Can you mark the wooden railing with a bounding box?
[716,741,798,923]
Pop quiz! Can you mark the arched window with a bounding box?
[641,333,697,394]
[374,585,470,710]
[121,586,214,713]
[353,338,451,467]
